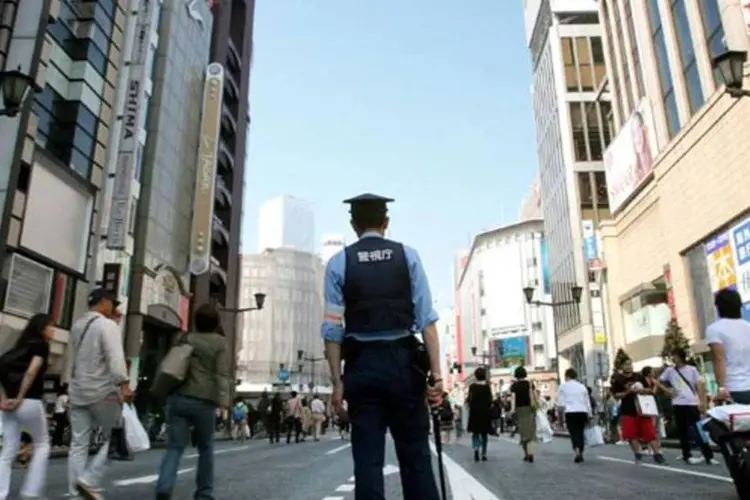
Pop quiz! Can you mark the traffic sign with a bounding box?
[278,367,290,382]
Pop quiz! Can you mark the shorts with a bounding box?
[620,415,657,442]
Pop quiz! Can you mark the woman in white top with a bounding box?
[556,368,592,463]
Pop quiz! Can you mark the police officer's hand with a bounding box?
[427,379,443,406]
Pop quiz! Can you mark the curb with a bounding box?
[552,431,720,452]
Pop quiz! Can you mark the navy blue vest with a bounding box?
[343,237,414,334]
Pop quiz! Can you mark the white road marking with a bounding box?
[322,497,344,500]
[335,484,355,492]
[184,445,250,459]
[113,467,194,486]
[429,442,502,500]
[326,443,352,455]
[597,456,732,482]
[383,464,399,476]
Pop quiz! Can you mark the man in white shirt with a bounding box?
[556,368,592,463]
[310,394,326,441]
[706,288,750,404]
[286,391,302,443]
[659,348,715,465]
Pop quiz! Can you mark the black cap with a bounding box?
[342,193,394,215]
[88,287,121,307]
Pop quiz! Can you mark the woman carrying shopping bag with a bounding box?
[556,368,592,463]
[0,313,54,499]
[155,304,231,500]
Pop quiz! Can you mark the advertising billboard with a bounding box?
[491,336,528,368]
[603,98,659,213]
[540,234,550,294]
[189,63,225,275]
[705,217,750,320]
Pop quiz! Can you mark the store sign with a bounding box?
[107,0,158,249]
[189,63,224,275]
[704,216,750,320]
[603,98,659,213]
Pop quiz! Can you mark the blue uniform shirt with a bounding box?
[321,232,439,343]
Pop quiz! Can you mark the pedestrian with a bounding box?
[311,394,326,441]
[268,392,283,443]
[659,348,717,464]
[285,391,302,443]
[556,368,591,463]
[705,288,750,404]
[466,367,493,461]
[0,313,54,499]
[321,193,444,500]
[155,304,230,499]
[509,366,538,462]
[64,288,132,500]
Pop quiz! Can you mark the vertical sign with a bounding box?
[189,63,225,275]
[107,0,158,249]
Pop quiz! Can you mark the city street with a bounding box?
[4,434,739,499]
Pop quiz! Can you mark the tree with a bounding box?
[661,318,691,361]
[613,348,631,372]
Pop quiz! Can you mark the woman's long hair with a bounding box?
[15,313,51,348]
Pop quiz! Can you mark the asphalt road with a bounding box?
[4,433,740,499]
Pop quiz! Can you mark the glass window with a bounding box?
[697,0,726,87]
[591,37,606,87]
[623,1,645,100]
[50,272,76,329]
[69,39,107,75]
[576,37,594,91]
[69,147,92,178]
[599,101,614,144]
[648,2,679,138]
[602,1,623,121]
[72,126,95,157]
[664,90,680,137]
[586,102,603,160]
[671,0,704,113]
[569,102,587,161]
[562,38,579,91]
[612,2,633,114]
[594,171,609,207]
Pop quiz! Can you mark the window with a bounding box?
[671,0,704,113]
[648,1,680,138]
[576,37,594,91]
[602,1,623,121]
[698,0,726,87]
[612,2,633,114]
[619,3,643,103]
[569,102,587,161]
[586,101,603,159]
[4,253,54,318]
[591,37,607,88]
[49,271,76,328]
[570,101,610,162]
[562,38,579,91]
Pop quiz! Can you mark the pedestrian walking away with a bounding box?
[466,367,493,462]
[510,367,538,463]
[321,193,444,500]
[556,368,592,463]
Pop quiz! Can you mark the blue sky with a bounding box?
[241,1,537,308]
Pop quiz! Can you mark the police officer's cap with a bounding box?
[343,193,394,215]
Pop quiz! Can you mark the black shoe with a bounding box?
[634,452,643,464]
[574,455,583,463]
[654,453,666,464]
[474,450,480,462]
[156,493,171,500]
[481,455,487,461]
[528,454,534,463]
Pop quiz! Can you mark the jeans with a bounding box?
[471,432,488,456]
[731,391,750,404]
[67,397,121,496]
[156,394,216,499]
[673,405,714,461]
[0,399,50,499]
[565,412,588,453]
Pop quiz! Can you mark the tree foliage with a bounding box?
[613,348,631,372]
[661,318,691,361]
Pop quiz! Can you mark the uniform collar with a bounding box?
[359,231,383,239]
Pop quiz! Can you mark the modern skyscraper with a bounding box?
[237,248,325,391]
[321,233,345,264]
[257,195,315,253]
[523,0,613,384]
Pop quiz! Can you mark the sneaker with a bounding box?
[75,479,102,500]
[683,456,703,465]
[706,458,720,465]
[653,453,666,465]
[634,452,643,464]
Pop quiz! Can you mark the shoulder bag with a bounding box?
[70,316,99,379]
[150,334,194,401]
[674,366,698,396]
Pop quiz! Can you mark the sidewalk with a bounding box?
[552,430,720,452]
[47,433,234,459]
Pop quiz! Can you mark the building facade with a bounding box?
[518,173,543,221]
[236,248,325,392]
[320,233,345,265]
[597,0,750,379]
[456,220,557,394]
[0,0,128,385]
[524,0,614,384]
[257,195,315,253]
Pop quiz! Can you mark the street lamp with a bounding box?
[298,349,325,392]
[712,50,750,98]
[522,284,583,383]
[218,292,266,314]
[0,67,39,117]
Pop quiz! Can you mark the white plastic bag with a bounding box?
[707,404,750,432]
[658,418,667,439]
[122,404,150,453]
[535,410,553,443]
[584,425,604,447]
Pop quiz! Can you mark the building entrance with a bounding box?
[134,317,180,424]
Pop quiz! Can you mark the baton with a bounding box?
[429,377,448,500]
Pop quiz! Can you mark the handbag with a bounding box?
[636,394,659,417]
[584,425,604,447]
[150,335,194,401]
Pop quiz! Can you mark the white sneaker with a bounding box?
[684,457,703,464]
[707,458,720,465]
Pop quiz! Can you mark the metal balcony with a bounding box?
[217,141,235,173]
[210,255,228,287]
[211,214,230,246]
[215,176,232,207]
[220,103,238,137]
[224,72,240,103]
[227,39,242,74]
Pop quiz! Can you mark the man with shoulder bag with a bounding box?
[659,348,717,465]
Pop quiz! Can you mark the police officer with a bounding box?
[321,193,443,500]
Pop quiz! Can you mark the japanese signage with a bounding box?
[189,63,224,275]
[705,216,750,320]
[107,0,159,249]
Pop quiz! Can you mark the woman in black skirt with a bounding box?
[466,367,493,461]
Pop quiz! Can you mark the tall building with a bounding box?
[523,0,613,385]
[597,1,750,376]
[456,220,557,394]
[518,173,543,220]
[0,0,128,380]
[257,195,315,253]
[237,249,325,392]
[320,233,345,264]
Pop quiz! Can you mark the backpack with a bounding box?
[0,342,32,396]
[233,405,247,421]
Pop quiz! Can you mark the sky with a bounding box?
[241,1,538,308]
